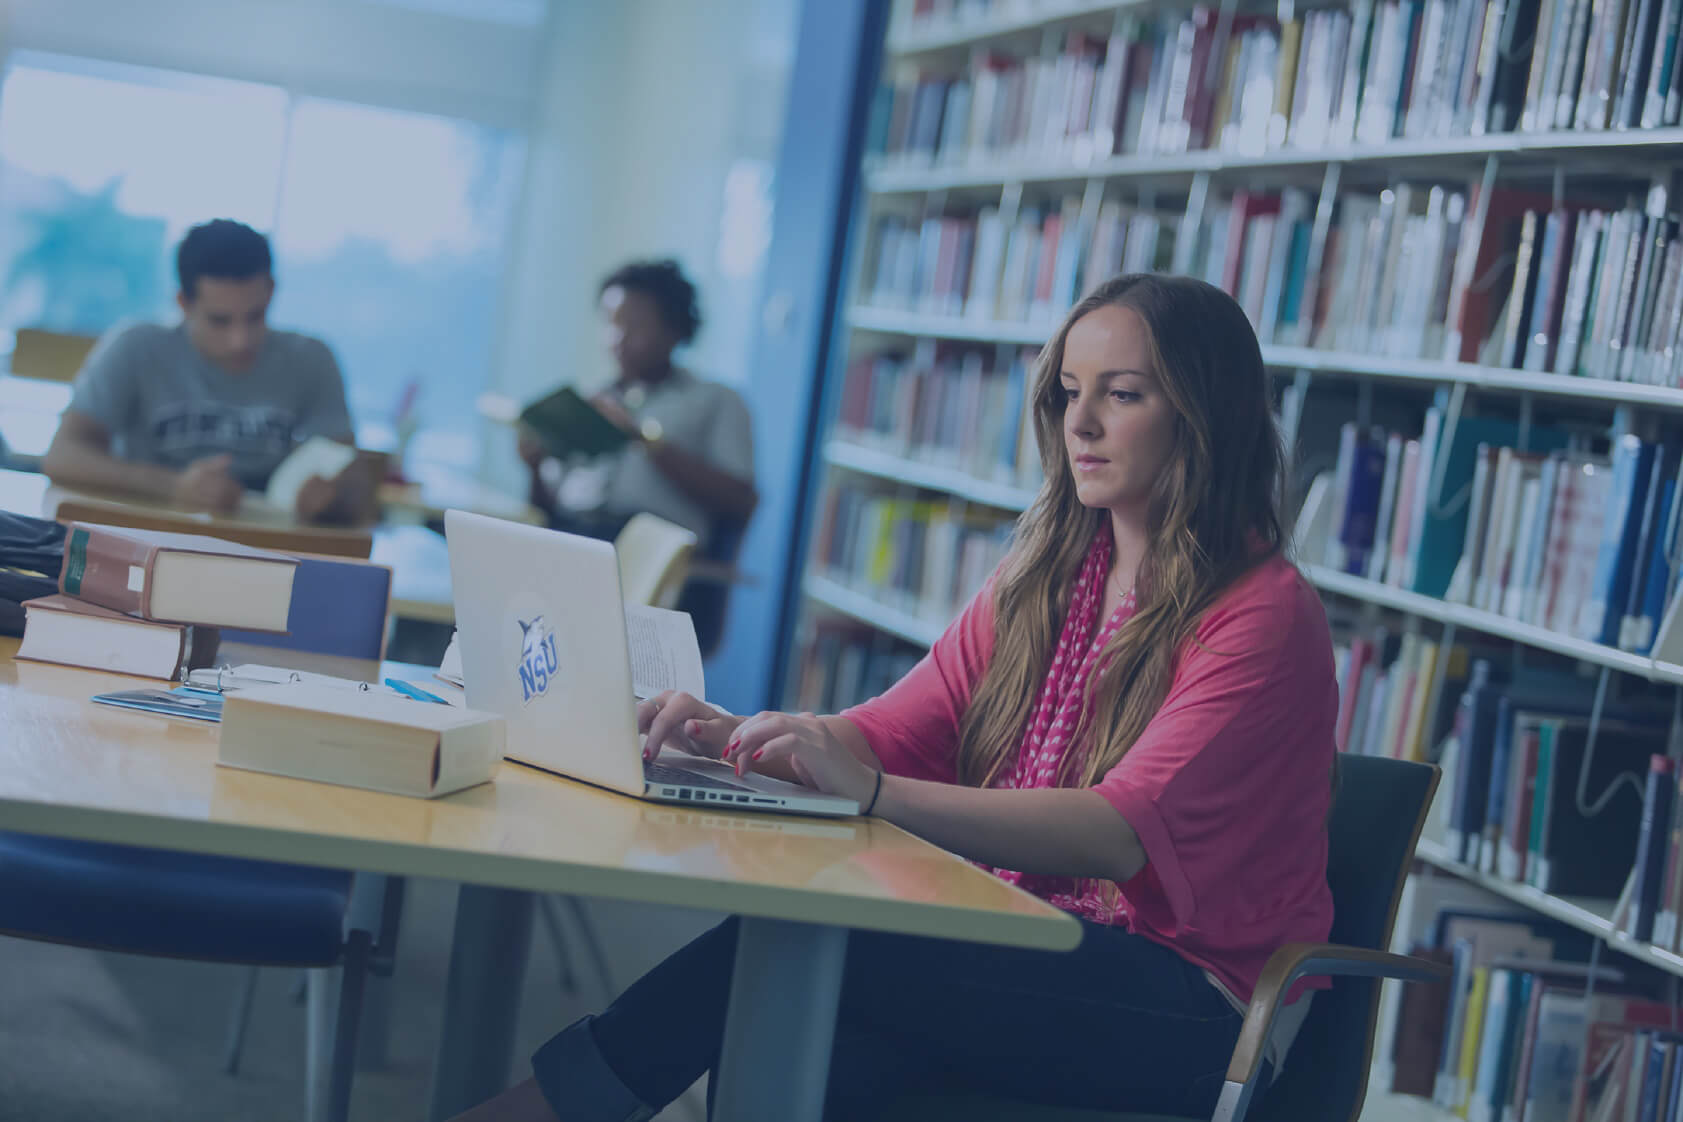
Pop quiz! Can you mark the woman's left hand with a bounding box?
[723,711,881,806]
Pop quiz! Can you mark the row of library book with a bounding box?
[810,481,1013,623]
[1426,651,1683,941]
[1238,184,1683,380]
[836,343,1044,490]
[1380,876,1682,1122]
[865,181,1683,383]
[878,0,1683,171]
[865,197,1171,327]
[1307,415,1680,653]
[788,618,926,714]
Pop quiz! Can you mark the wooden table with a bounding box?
[0,468,451,624]
[377,462,542,527]
[0,466,375,558]
[0,639,1079,1120]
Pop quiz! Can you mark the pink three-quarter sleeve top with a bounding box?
[842,552,1338,1008]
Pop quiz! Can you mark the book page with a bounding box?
[624,603,705,701]
[437,631,464,686]
[264,436,358,511]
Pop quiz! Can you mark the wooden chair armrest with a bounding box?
[1227,941,1451,1085]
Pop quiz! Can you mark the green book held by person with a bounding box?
[519,386,631,459]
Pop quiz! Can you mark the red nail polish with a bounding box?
[752,749,764,760]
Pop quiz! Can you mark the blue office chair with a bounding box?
[0,554,397,1122]
[222,554,393,658]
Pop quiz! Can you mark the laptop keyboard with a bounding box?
[644,760,754,792]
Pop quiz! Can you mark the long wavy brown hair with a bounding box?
[955,273,1286,789]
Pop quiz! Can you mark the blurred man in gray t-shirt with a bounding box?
[43,219,367,522]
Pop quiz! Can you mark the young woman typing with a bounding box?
[451,274,1340,1121]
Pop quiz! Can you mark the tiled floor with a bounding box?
[0,878,717,1121]
[0,875,1440,1121]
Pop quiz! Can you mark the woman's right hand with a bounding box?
[638,690,742,762]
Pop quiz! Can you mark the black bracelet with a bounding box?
[863,769,884,816]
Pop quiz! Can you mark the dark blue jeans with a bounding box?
[530,915,1262,1121]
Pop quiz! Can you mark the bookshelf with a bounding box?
[865,128,1683,193]
[1301,564,1678,683]
[887,0,1131,54]
[1414,839,1683,980]
[849,307,1683,412]
[805,572,947,647]
[825,439,1039,510]
[782,0,1683,1106]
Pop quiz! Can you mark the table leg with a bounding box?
[427,885,535,1121]
[712,917,849,1122]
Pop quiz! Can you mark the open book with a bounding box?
[264,436,359,511]
[518,386,630,459]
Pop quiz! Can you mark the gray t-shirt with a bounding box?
[69,322,353,490]
[553,369,754,540]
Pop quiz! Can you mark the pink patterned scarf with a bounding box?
[988,527,1137,924]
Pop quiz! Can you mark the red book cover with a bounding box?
[1189,14,1272,148]
[933,218,960,308]
[1033,213,1064,307]
[1451,185,1567,363]
[1221,191,1283,296]
[1336,636,1374,750]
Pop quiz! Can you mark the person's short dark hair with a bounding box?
[176,219,273,299]
[599,258,702,344]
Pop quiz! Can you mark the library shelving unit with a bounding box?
[780,5,1683,1101]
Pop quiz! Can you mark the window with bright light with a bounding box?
[0,53,287,332]
[361,0,548,26]
[269,99,524,463]
[0,51,525,465]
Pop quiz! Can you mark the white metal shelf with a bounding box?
[1301,564,1681,684]
[865,128,1683,193]
[1414,839,1683,979]
[887,0,1132,55]
[804,574,944,648]
[847,307,1683,411]
[824,440,1037,510]
[1267,346,1683,409]
[849,305,1049,345]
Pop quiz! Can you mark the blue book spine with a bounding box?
[1279,219,1313,329]
[1667,1035,1683,1122]
[1448,660,1498,862]
[1622,446,1674,650]
[1585,435,1653,644]
[1342,438,1389,575]
[996,354,1027,475]
[1635,477,1679,654]
[1639,1034,1669,1122]
[1480,696,1519,871]
[1633,756,1677,943]
[1522,211,1563,368]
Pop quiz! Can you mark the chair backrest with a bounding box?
[11,328,97,384]
[676,513,747,657]
[1255,754,1439,1122]
[221,555,393,659]
[615,513,697,609]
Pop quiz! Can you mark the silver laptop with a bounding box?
[444,509,859,817]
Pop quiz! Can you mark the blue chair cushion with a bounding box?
[0,832,352,965]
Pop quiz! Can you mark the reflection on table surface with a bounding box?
[0,640,1080,949]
